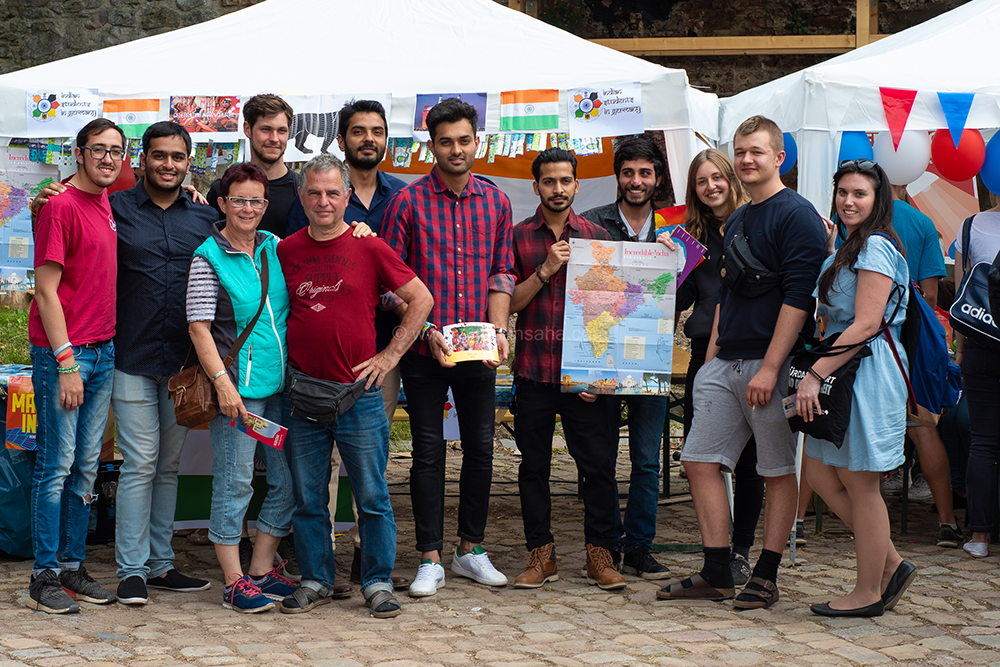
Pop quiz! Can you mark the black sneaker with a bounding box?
[117,576,148,605]
[729,553,752,587]
[621,547,671,580]
[59,565,116,604]
[276,535,300,581]
[147,569,211,592]
[27,570,79,614]
[937,523,964,548]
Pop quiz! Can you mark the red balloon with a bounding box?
[931,129,986,182]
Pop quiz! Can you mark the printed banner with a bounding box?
[5,375,36,451]
[25,88,100,138]
[500,89,560,132]
[413,93,487,141]
[169,96,241,135]
[561,239,679,395]
[567,82,643,139]
[280,94,393,163]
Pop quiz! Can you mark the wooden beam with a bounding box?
[508,0,524,11]
[870,0,880,35]
[857,0,870,47]
[590,35,856,56]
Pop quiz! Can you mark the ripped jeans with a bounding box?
[30,342,115,574]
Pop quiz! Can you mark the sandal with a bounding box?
[366,589,402,618]
[733,576,779,610]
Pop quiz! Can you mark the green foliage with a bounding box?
[786,9,809,35]
[0,306,30,365]
[539,0,594,36]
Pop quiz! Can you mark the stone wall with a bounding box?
[0,0,974,93]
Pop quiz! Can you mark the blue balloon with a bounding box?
[981,132,1000,195]
[780,132,797,175]
[838,131,875,165]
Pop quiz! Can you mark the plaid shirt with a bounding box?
[511,206,611,384]
[383,167,515,357]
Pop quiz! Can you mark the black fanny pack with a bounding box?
[720,208,782,298]
[287,367,367,424]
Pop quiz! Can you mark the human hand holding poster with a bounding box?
[561,240,679,395]
[442,323,499,364]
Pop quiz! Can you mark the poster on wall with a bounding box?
[169,96,241,137]
[412,93,487,141]
[25,88,101,138]
[566,82,643,139]
[279,94,393,163]
[0,147,59,290]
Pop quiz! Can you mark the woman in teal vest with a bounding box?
[186,163,298,613]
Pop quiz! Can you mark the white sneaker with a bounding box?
[963,541,989,558]
[450,546,508,586]
[908,474,933,503]
[408,560,446,597]
[882,468,907,496]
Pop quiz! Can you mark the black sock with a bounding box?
[748,548,782,588]
[732,542,751,560]
[699,546,733,588]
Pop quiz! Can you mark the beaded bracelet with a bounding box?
[419,322,438,341]
[495,328,509,337]
[57,364,80,375]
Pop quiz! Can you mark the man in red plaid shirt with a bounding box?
[382,99,515,597]
[509,148,625,591]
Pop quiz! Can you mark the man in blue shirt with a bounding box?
[33,122,217,604]
[888,186,960,548]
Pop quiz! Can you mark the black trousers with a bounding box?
[402,352,496,553]
[514,379,618,551]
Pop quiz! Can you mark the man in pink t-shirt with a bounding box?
[26,118,124,614]
[276,153,432,618]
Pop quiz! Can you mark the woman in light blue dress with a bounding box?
[795,160,915,618]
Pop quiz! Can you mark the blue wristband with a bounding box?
[53,342,72,356]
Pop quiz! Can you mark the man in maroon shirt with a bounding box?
[276,153,432,618]
[509,148,625,591]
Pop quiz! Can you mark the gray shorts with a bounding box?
[681,356,798,477]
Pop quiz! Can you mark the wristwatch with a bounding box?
[535,264,550,283]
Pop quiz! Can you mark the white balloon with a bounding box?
[873,131,931,185]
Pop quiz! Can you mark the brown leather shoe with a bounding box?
[332,572,353,599]
[351,546,410,591]
[585,544,626,590]
[514,543,559,589]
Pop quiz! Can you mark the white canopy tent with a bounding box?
[0,0,719,208]
[720,0,1000,213]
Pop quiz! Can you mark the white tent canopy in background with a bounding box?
[719,0,1000,213]
[0,0,719,206]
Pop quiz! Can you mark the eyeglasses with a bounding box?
[80,146,125,161]
[225,197,267,210]
[838,159,876,171]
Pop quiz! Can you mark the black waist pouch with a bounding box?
[287,367,367,424]
[720,209,782,298]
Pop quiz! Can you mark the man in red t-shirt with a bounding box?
[276,154,432,618]
[27,118,124,614]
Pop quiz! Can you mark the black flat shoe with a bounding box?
[881,560,916,611]
[811,600,884,618]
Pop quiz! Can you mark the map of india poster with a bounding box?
[560,239,679,395]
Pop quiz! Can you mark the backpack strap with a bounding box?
[961,215,976,272]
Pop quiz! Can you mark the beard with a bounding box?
[541,195,573,213]
[346,143,385,170]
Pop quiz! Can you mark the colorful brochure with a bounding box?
[442,322,499,364]
[230,411,288,450]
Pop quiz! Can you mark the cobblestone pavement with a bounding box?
[1,442,998,667]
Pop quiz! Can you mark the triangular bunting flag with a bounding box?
[879,88,918,151]
[937,92,976,149]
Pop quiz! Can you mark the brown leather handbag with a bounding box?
[169,249,270,428]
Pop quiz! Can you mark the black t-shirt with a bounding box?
[208,168,299,238]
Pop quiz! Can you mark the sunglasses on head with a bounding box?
[838,158,876,171]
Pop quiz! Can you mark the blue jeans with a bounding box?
[607,395,667,553]
[112,371,188,581]
[207,394,293,545]
[30,342,115,574]
[284,388,395,598]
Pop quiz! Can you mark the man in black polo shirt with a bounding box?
[33,122,217,604]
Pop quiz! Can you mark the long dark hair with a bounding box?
[817,161,904,305]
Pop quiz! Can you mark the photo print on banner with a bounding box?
[279,94,393,163]
[567,82,643,139]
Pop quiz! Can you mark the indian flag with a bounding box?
[500,89,560,131]
[103,99,160,138]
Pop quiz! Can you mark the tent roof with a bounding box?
[0,0,718,138]
[720,0,1000,138]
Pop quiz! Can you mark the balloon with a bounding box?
[837,131,874,165]
[780,132,797,175]
[931,129,986,182]
[982,132,1000,195]
[873,130,931,185]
